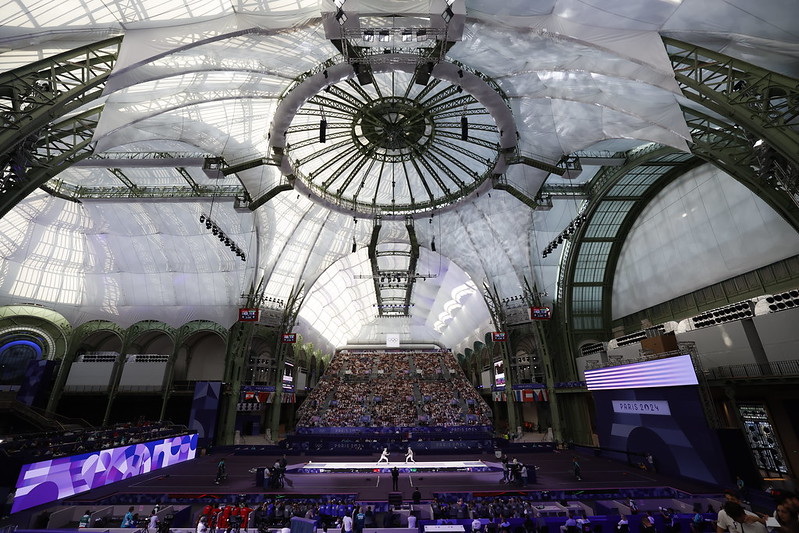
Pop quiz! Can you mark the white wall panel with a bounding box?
[613,165,799,319]
[753,308,799,362]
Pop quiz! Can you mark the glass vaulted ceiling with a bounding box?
[284,68,502,214]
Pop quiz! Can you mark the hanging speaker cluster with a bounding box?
[691,301,754,329]
[200,213,246,261]
[764,290,799,312]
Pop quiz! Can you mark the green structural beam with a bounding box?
[685,107,799,232]
[1,105,103,217]
[664,37,799,168]
[1,38,123,219]
[0,37,122,157]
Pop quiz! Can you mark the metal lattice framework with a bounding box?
[4,105,104,212]
[559,148,701,343]
[665,37,799,201]
[555,42,799,351]
[280,62,508,215]
[0,37,123,218]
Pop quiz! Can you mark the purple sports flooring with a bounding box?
[66,449,721,504]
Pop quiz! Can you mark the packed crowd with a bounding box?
[296,351,492,429]
[413,354,444,376]
[0,419,190,460]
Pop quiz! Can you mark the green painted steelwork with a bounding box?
[2,105,103,217]
[1,38,122,217]
[664,37,799,168]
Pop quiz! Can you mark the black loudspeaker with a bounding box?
[353,63,374,86]
[461,116,468,140]
[319,119,327,143]
[414,62,434,86]
[388,492,403,507]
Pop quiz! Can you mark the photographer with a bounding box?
[661,507,678,533]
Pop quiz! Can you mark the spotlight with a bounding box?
[457,68,463,78]
[352,237,357,253]
[378,30,390,42]
[200,214,205,223]
[363,30,375,42]
[205,221,212,229]
[402,29,413,42]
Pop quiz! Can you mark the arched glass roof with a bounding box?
[1,0,797,351]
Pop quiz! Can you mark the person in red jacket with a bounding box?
[240,504,252,529]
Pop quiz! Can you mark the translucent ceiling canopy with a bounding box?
[1,0,797,353]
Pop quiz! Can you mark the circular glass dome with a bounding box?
[278,62,509,215]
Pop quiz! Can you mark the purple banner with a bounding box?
[17,359,56,406]
[188,381,221,445]
[11,433,197,514]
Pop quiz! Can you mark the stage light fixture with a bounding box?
[402,29,413,42]
[416,29,427,41]
[352,237,357,253]
[378,30,390,42]
[363,30,374,42]
[431,237,436,252]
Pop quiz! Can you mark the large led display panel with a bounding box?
[11,433,197,513]
[585,354,698,390]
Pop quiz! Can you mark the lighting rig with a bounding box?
[542,212,587,258]
[199,213,246,261]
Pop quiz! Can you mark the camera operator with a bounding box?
[159,514,174,533]
[228,511,243,533]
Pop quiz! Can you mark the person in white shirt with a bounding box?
[148,511,159,533]
[405,447,416,463]
[408,514,417,529]
[561,514,578,533]
[343,514,354,533]
[472,518,483,532]
[718,502,767,533]
[377,448,390,464]
[197,516,209,533]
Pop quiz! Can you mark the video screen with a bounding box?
[491,331,507,342]
[12,433,197,513]
[494,360,505,387]
[584,354,698,390]
[238,308,260,322]
[530,306,552,320]
[282,361,294,390]
[281,333,297,343]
